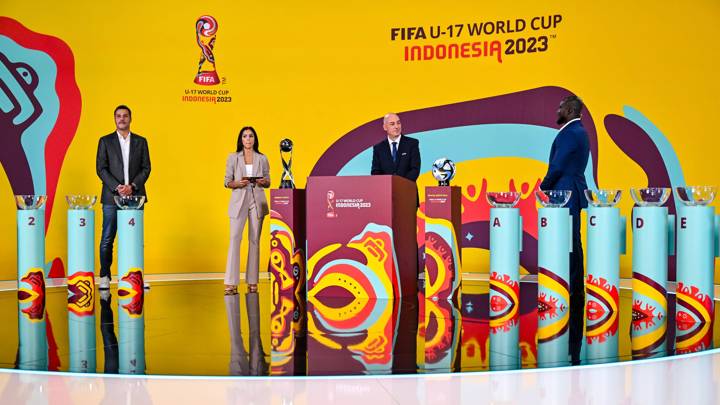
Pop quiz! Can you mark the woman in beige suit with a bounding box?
[224,126,270,295]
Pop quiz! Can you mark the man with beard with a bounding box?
[540,95,590,365]
[96,105,151,290]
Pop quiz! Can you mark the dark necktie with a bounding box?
[391,141,398,163]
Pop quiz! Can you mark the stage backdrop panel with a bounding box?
[0,2,719,282]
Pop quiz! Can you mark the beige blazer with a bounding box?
[224,151,270,219]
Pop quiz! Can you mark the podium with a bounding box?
[424,186,462,302]
[306,175,418,299]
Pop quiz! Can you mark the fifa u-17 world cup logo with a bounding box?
[194,15,220,85]
[326,190,337,218]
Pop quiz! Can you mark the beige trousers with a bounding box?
[225,196,263,285]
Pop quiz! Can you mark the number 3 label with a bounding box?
[79,218,86,227]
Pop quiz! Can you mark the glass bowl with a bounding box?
[66,195,97,210]
[535,190,572,208]
[675,186,716,206]
[584,189,622,207]
[15,195,47,210]
[114,196,146,210]
[486,191,520,208]
[630,188,670,207]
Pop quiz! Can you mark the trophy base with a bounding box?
[438,180,450,186]
[194,71,220,85]
[280,180,295,189]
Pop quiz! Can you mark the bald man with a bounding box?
[370,113,421,192]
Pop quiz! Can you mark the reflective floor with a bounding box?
[4,276,720,377]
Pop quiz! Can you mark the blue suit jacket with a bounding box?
[540,120,590,214]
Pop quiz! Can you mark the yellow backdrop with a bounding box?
[1,1,718,280]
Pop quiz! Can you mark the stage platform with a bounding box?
[1,273,719,404]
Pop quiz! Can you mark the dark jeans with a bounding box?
[99,204,118,279]
[568,210,585,364]
[100,293,119,373]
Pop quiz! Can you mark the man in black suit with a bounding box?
[95,105,151,289]
[370,113,421,199]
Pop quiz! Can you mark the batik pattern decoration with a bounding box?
[537,267,570,364]
[306,226,400,373]
[307,223,399,300]
[424,186,462,302]
[536,206,571,367]
[585,205,624,364]
[16,200,48,371]
[67,205,96,372]
[307,296,399,375]
[675,205,717,354]
[17,268,47,370]
[117,207,145,374]
[421,298,462,372]
[488,207,522,370]
[630,206,672,359]
[269,212,307,375]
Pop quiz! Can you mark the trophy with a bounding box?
[431,157,456,186]
[279,138,295,189]
[194,15,220,85]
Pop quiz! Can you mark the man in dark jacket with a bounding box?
[540,95,590,365]
[370,113,421,205]
[95,105,151,289]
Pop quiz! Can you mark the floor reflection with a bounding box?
[225,291,268,376]
[4,278,720,376]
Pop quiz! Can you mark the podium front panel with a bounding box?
[306,175,417,299]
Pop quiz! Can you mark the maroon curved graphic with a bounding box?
[310,86,599,187]
[0,17,82,232]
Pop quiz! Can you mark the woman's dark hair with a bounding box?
[236,126,261,154]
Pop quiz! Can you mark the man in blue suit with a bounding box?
[540,95,590,365]
[371,112,421,205]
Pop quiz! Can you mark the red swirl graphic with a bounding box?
[118,270,144,316]
[18,270,46,321]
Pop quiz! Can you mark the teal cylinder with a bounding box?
[675,205,714,354]
[630,207,669,359]
[67,209,97,372]
[537,207,571,367]
[489,208,521,370]
[585,206,622,364]
[16,209,48,370]
[117,209,145,374]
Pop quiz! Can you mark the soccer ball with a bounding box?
[431,157,456,185]
[280,138,293,153]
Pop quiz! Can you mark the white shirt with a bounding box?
[117,131,131,185]
[558,118,581,133]
[245,164,253,176]
[387,134,402,157]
